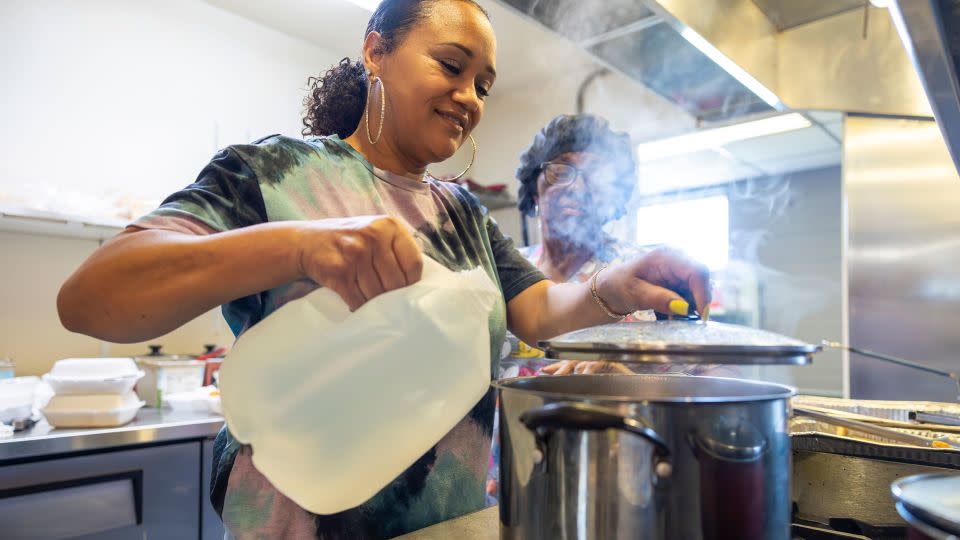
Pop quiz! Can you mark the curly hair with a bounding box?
[302,0,489,138]
[516,114,637,221]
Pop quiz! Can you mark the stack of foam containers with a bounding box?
[41,358,146,428]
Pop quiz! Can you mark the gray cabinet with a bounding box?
[202,438,225,540]
[0,443,199,539]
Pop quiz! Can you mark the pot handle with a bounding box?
[520,402,670,457]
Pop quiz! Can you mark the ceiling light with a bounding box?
[678,27,781,108]
[869,0,891,7]
[635,113,812,161]
[343,0,380,11]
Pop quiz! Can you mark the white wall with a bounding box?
[0,230,235,376]
[0,0,344,374]
[1,0,342,220]
[729,166,844,395]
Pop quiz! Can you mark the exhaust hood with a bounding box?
[494,0,777,122]
[889,0,960,174]
[495,0,931,125]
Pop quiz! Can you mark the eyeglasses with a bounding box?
[540,161,619,187]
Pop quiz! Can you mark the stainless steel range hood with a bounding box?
[495,0,932,124]
[890,0,960,173]
[494,0,778,123]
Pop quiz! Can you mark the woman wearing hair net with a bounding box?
[514,114,715,376]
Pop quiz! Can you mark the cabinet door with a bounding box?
[0,442,200,540]
[202,438,225,540]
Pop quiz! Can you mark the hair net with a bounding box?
[516,114,637,220]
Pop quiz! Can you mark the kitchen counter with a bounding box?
[0,409,224,462]
[396,505,498,539]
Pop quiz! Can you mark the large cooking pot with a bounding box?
[494,374,795,540]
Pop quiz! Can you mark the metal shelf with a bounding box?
[0,206,125,241]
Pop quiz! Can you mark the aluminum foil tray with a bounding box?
[793,396,960,430]
[791,417,960,447]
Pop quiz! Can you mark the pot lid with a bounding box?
[538,321,819,365]
[892,473,960,535]
[132,344,196,362]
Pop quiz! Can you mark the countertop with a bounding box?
[0,409,224,462]
[396,505,498,539]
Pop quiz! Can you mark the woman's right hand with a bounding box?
[295,216,424,311]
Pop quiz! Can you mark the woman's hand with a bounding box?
[595,246,711,318]
[541,360,633,375]
[296,216,424,311]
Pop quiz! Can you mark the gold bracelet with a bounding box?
[591,265,630,321]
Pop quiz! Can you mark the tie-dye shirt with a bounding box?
[131,134,544,539]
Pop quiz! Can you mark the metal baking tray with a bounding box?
[792,396,960,432]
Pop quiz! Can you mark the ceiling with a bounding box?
[201,0,597,92]
[637,111,842,194]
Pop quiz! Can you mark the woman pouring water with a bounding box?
[56,0,710,537]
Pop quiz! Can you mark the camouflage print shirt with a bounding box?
[132,134,544,539]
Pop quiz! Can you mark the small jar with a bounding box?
[0,358,14,379]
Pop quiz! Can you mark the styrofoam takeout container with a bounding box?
[43,358,144,395]
[42,391,144,428]
[164,386,222,414]
[0,376,39,423]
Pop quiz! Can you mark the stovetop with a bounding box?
[792,519,905,539]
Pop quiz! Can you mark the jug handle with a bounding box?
[520,401,670,458]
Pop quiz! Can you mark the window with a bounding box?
[635,195,729,270]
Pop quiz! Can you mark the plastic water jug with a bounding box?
[219,258,500,514]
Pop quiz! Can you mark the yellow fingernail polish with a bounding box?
[701,305,711,323]
[669,299,689,316]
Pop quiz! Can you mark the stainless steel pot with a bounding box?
[494,374,795,540]
[892,473,960,540]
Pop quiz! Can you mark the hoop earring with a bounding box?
[364,76,385,145]
[427,135,477,181]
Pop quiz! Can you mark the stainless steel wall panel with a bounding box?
[845,115,960,401]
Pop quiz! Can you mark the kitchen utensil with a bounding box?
[911,411,960,427]
[793,407,958,449]
[794,395,960,425]
[822,341,960,401]
[138,344,195,361]
[892,473,960,539]
[540,321,819,365]
[195,344,226,361]
[495,374,795,539]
